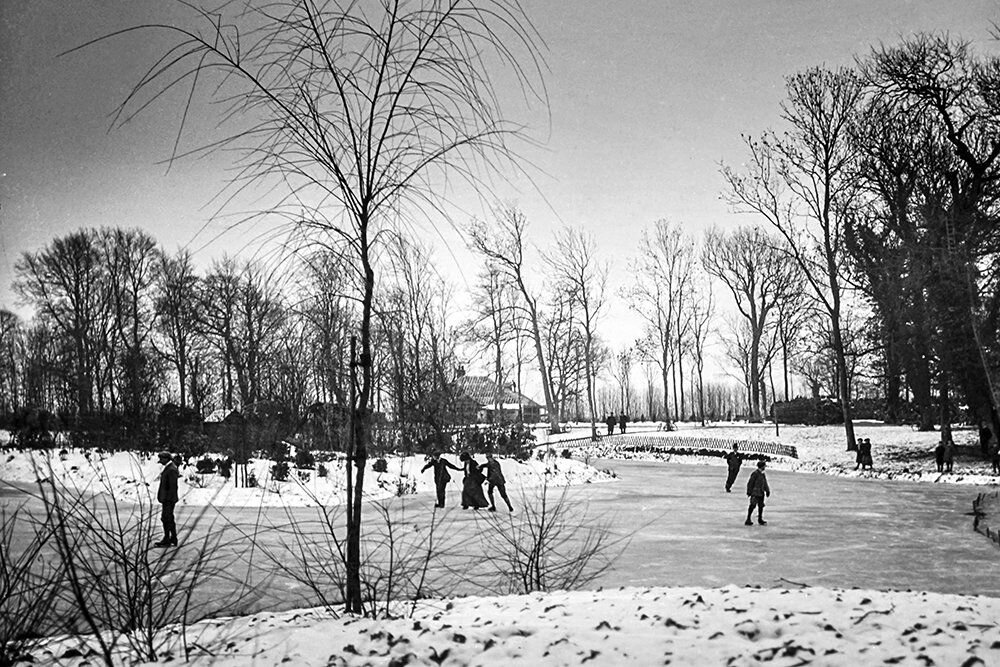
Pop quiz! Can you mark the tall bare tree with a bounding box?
[154,250,200,410]
[702,226,798,422]
[547,227,608,440]
[86,0,545,613]
[687,280,715,425]
[723,66,865,449]
[469,205,561,432]
[627,220,696,423]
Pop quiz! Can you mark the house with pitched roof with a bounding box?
[453,374,542,424]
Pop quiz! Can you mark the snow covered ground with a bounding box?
[0,446,614,508]
[32,585,1000,665]
[8,423,1000,665]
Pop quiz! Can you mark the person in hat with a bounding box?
[745,459,771,526]
[421,451,462,508]
[479,452,514,512]
[154,451,179,547]
[724,443,742,493]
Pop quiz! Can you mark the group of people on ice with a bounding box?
[421,451,514,512]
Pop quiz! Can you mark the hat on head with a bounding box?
[158,451,172,462]
[757,459,766,468]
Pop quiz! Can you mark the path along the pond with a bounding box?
[4,458,999,617]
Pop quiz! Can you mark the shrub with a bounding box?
[561,448,572,459]
[372,457,388,473]
[294,447,316,469]
[453,422,537,459]
[246,470,258,488]
[195,457,217,474]
[317,463,328,478]
[271,460,290,482]
[217,457,233,479]
[297,469,311,483]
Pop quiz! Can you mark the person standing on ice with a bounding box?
[479,452,514,512]
[422,452,462,508]
[605,414,616,436]
[618,412,628,434]
[943,436,956,473]
[459,451,490,509]
[154,451,179,547]
[745,459,770,526]
[724,443,742,492]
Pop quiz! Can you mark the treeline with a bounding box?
[0,227,470,448]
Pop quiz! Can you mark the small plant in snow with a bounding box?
[372,457,389,473]
[297,469,311,483]
[317,463,328,478]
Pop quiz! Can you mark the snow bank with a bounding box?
[0,448,616,508]
[29,585,1000,666]
[570,421,1000,486]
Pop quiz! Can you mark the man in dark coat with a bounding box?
[605,414,616,436]
[724,443,742,493]
[480,453,514,512]
[154,451,179,547]
[745,459,770,526]
[618,413,628,434]
[421,452,462,508]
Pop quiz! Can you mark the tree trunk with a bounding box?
[830,309,857,451]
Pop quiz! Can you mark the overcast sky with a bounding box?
[2,0,999,352]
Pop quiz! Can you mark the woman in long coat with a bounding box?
[459,451,490,509]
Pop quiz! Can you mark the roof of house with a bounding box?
[454,375,541,409]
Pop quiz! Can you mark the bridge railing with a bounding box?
[548,433,798,459]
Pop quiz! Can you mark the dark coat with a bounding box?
[725,451,742,471]
[943,441,956,463]
[422,457,461,485]
[480,458,506,485]
[158,461,179,504]
[746,469,770,498]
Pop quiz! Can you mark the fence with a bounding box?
[550,432,798,459]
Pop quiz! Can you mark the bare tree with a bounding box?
[464,265,519,415]
[14,230,107,415]
[702,226,799,422]
[547,226,608,439]
[83,0,545,613]
[687,280,715,425]
[469,206,561,432]
[154,250,200,410]
[627,220,696,422]
[723,66,865,449]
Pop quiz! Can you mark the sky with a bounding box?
[2,0,1000,358]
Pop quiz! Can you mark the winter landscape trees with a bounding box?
[3,15,1000,520]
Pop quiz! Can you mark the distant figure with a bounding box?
[479,453,514,512]
[745,460,770,526]
[934,442,945,473]
[154,451,179,548]
[618,413,628,434]
[860,438,874,471]
[992,440,1000,475]
[854,440,864,470]
[724,444,742,493]
[421,452,462,508]
[605,414,616,436]
[459,451,490,510]
[943,437,956,474]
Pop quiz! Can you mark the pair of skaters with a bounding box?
[422,451,514,512]
[724,444,771,526]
